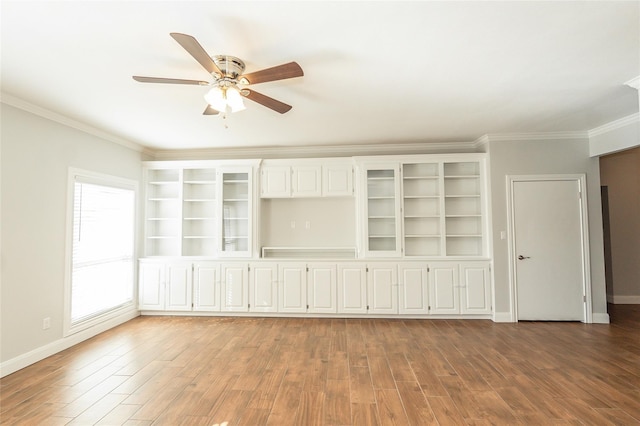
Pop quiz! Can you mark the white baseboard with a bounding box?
[592,313,611,324]
[0,310,139,378]
[609,295,640,304]
[493,312,515,323]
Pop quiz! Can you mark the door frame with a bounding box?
[506,174,592,323]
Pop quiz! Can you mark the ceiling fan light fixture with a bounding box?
[226,87,246,112]
[204,87,226,112]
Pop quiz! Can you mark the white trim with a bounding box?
[148,141,481,161]
[625,75,640,90]
[64,168,139,337]
[0,309,138,378]
[493,312,515,323]
[588,112,640,138]
[610,295,640,304]
[0,92,145,153]
[592,313,611,324]
[485,131,588,142]
[506,174,593,323]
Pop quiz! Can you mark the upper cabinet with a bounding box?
[261,160,353,198]
[356,154,488,259]
[220,169,252,257]
[360,163,402,257]
[144,161,257,258]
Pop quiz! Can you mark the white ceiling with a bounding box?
[2,1,639,152]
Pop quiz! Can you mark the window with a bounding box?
[66,170,137,334]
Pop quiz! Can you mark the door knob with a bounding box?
[518,255,531,260]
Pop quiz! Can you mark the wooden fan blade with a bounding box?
[203,105,220,115]
[133,76,209,85]
[170,32,223,76]
[242,89,292,114]
[240,62,303,85]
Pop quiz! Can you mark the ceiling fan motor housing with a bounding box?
[212,55,245,79]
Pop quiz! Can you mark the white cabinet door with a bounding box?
[367,263,398,314]
[360,163,402,257]
[221,263,249,312]
[193,262,220,312]
[429,263,460,314]
[308,263,337,313]
[292,166,322,197]
[337,263,367,314]
[460,262,492,315]
[323,164,353,197]
[165,263,193,311]
[398,264,429,314]
[139,262,165,310]
[219,168,253,257]
[250,263,278,312]
[261,166,291,198]
[278,263,307,313]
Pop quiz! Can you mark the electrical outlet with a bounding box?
[42,317,51,330]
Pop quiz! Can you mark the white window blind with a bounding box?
[71,180,135,323]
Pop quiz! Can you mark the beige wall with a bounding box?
[1,104,143,365]
[488,137,608,321]
[599,147,640,302]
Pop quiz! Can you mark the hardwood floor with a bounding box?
[1,306,639,425]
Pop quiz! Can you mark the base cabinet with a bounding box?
[460,262,492,314]
[337,264,367,314]
[279,263,307,313]
[193,262,220,311]
[308,264,337,313]
[367,263,398,314]
[398,264,429,314]
[250,263,278,312]
[429,263,460,314]
[139,261,192,311]
[429,262,491,315]
[139,260,491,318]
[221,263,249,312]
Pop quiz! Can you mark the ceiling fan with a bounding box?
[133,33,303,115]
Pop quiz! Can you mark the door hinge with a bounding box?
[306,267,309,272]
[366,267,369,272]
[248,265,250,272]
[366,305,370,310]
[306,304,309,309]
[583,295,586,303]
[248,303,251,308]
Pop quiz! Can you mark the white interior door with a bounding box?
[511,178,587,321]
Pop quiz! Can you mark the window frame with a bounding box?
[63,168,139,337]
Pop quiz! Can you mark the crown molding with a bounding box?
[149,140,481,160]
[0,92,145,153]
[483,131,588,142]
[588,112,640,138]
[625,75,640,90]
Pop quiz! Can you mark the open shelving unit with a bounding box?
[145,168,181,256]
[221,172,250,255]
[443,161,483,256]
[402,162,441,256]
[143,162,255,258]
[182,168,217,256]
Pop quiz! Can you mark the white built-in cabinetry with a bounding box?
[357,156,487,258]
[144,161,257,258]
[140,154,492,319]
[139,259,491,316]
[261,159,353,198]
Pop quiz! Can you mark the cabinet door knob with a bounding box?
[517,255,531,260]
